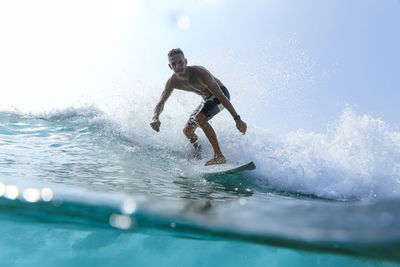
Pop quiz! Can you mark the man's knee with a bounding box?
[183,126,190,137]
[195,113,207,126]
[183,124,194,138]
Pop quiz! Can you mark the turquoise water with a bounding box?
[1,110,400,266]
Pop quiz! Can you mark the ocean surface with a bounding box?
[1,107,400,267]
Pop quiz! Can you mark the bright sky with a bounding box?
[1,0,399,133]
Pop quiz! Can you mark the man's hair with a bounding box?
[168,48,184,58]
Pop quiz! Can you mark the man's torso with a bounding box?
[170,66,224,99]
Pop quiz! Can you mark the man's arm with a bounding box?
[199,70,247,134]
[150,79,173,132]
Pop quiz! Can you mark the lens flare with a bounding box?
[41,187,54,201]
[121,198,136,214]
[177,16,191,30]
[239,198,247,205]
[23,188,41,203]
[4,185,20,200]
[0,183,5,197]
[109,214,132,230]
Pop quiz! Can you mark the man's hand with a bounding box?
[235,119,247,134]
[150,119,161,132]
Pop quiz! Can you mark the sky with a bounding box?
[0,0,399,134]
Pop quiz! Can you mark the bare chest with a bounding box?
[176,81,211,98]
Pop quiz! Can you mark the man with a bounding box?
[150,48,247,166]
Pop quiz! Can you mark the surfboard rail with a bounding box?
[201,161,256,175]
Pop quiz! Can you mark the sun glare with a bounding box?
[177,16,191,30]
[0,0,137,111]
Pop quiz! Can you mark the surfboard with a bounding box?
[200,161,256,175]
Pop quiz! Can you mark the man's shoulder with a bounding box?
[188,65,212,80]
[188,65,208,73]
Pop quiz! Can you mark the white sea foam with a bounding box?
[245,108,400,200]
[88,89,400,200]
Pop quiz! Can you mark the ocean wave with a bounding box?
[0,105,105,121]
[1,104,400,201]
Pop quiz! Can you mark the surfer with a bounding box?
[150,48,247,166]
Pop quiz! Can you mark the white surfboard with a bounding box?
[200,161,256,175]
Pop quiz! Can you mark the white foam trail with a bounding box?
[245,108,400,200]
[90,85,400,200]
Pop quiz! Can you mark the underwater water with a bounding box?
[1,107,400,266]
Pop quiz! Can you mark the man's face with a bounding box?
[168,53,187,76]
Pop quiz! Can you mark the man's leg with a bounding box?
[183,124,202,158]
[194,112,226,166]
[183,124,200,146]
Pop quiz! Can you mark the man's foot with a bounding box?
[204,155,226,166]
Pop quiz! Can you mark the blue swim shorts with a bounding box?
[187,85,230,126]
